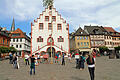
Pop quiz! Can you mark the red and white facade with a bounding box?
[31,7,69,56]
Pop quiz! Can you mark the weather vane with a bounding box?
[43,0,54,8]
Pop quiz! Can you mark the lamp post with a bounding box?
[50,5,53,64]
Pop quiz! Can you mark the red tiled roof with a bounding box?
[10,28,25,38]
[104,27,116,32]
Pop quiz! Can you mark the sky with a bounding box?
[0,0,120,36]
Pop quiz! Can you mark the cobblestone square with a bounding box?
[0,56,120,80]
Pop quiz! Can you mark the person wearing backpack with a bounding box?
[79,53,85,70]
[86,54,95,80]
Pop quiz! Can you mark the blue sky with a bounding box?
[0,0,120,36]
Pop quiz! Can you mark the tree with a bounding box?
[99,46,109,55]
[43,0,54,8]
[114,46,120,50]
[114,46,120,54]
[0,46,10,58]
[0,46,17,58]
[9,47,17,54]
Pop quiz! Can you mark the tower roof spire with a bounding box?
[11,18,15,31]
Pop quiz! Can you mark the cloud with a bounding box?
[0,0,120,32]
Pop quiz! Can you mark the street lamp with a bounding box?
[50,5,53,64]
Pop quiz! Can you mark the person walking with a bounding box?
[30,55,35,75]
[13,54,17,69]
[86,54,95,80]
[92,49,96,61]
[25,54,29,65]
[9,52,13,64]
[79,53,85,70]
[62,53,65,66]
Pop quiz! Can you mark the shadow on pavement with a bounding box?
[71,76,85,80]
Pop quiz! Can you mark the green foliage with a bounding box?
[0,46,17,54]
[43,0,53,8]
[9,47,17,53]
[0,46,9,53]
[99,46,108,55]
[114,46,120,50]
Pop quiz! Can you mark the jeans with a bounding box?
[88,67,95,80]
[62,59,65,65]
[30,64,35,75]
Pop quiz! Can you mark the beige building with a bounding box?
[70,27,91,53]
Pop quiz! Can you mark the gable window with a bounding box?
[12,34,20,37]
[39,23,43,30]
[52,16,56,21]
[37,36,43,42]
[58,36,64,42]
[45,16,49,21]
[57,24,62,30]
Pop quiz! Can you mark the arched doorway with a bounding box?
[46,47,55,57]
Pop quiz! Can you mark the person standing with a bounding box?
[16,55,19,69]
[62,53,65,66]
[68,53,72,62]
[30,55,35,75]
[86,54,95,80]
[75,52,79,69]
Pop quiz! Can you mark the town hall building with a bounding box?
[31,6,69,56]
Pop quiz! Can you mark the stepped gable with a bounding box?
[33,8,67,25]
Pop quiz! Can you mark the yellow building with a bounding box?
[70,27,91,53]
